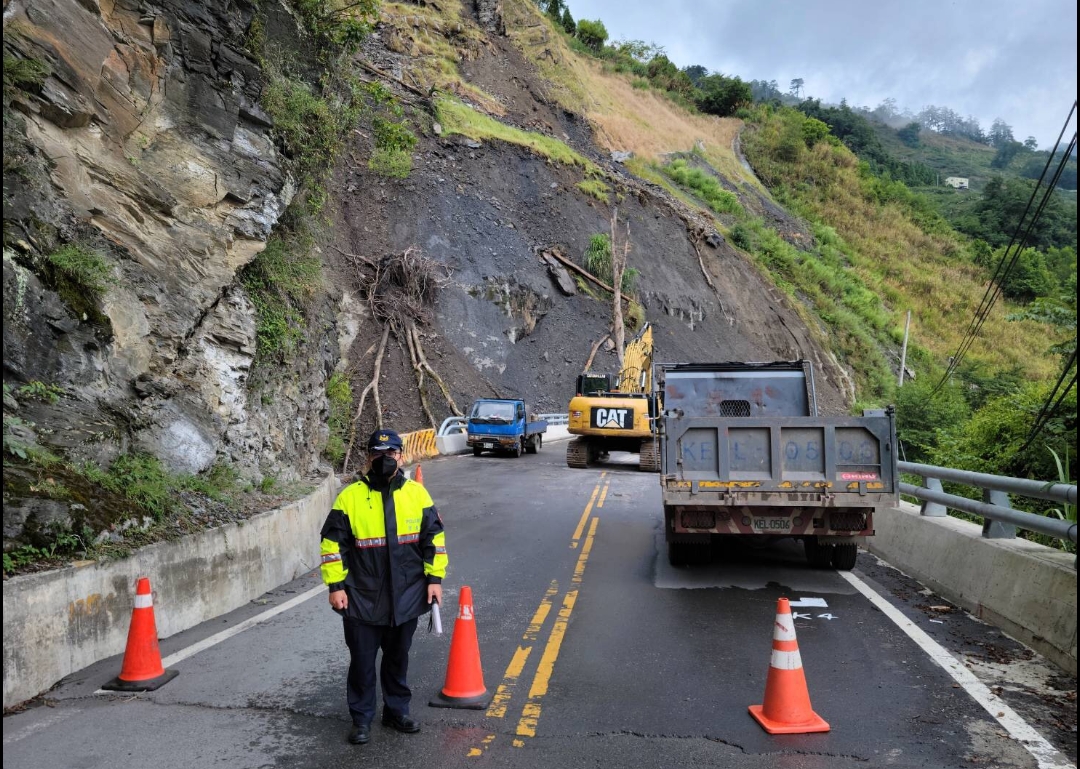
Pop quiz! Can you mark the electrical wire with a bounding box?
[947,133,1077,370]
[1016,349,1077,455]
[931,102,1077,394]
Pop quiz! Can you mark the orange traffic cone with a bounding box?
[748,597,830,734]
[102,577,179,692]
[429,586,491,709]
[413,464,424,486]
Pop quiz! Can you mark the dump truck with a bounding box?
[656,361,898,569]
[466,398,547,457]
[566,323,659,471]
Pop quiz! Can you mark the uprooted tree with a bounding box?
[338,247,461,472]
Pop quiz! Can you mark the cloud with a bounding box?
[566,0,1077,145]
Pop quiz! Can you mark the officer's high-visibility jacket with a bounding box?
[320,471,447,625]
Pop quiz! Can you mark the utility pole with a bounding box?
[898,310,912,387]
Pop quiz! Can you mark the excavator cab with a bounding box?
[575,373,615,397]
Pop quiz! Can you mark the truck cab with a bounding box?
[466,399,547,458]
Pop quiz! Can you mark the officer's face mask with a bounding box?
[372,453,399,479]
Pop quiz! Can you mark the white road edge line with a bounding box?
[95,584,324,695]
[840,570,1074,769]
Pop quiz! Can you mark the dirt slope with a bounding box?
[327,1,851,445]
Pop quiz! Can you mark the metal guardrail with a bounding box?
[898,461,1077,545]
[536,413,569,426]
[437,416,468,436]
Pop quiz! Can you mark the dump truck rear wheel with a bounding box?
[472,446,483,456]
[804,537,834,569]
[831,542,858,571]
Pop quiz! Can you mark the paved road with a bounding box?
[3,450,1075,768]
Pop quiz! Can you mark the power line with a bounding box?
[954,103,1074,346]
[931,102,1078,394]
[951,133,1076,360]
[1016,349,1077,456]
[933,121,1076,394]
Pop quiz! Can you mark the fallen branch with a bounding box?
[544,249,632,306]
[408,320,462,416]
[356,59,431,102]
[687,228,734,326]
[343,324,391,473]
[582,332,612,373]
[402,323,438,429]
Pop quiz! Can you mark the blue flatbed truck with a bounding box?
[466,399,547,457]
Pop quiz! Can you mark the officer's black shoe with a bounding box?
[348,723,371,744]
[382,712,421,733]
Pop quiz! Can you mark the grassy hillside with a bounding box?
[741,107,1059,385]
[501,0,750,186]
[489,1,1061,403]
[874,126,999,188]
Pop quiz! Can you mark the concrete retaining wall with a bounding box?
[2,473,338,708]
[868,502,1077,675]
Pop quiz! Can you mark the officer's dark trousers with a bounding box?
[342,617,419,726]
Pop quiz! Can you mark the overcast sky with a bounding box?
[565,0,1077,148]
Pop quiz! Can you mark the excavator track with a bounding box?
[639,437,660,472]
[566,437,591,469]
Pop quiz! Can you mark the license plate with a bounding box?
[482,443,494,449]
[751,517,792,532]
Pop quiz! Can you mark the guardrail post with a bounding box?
[921,477,947,517]
[981,488,1016,539]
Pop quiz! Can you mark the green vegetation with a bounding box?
[294,0,377,54]
[2,54,49,94]
[575,19,608,51]
[38,244,115,323]
[325,371,353,463]
[4,525,82,575]
[3,414,60,464]
[525,3,751,118]
[741,105,1058,382]
[261,72,360,215]
[367,90,418,179]
[661,159,741,215]
[796,99,937,186]
[0,445,276,574]
[946,176,1076,252]
[81,453,187,520]
[16,381,63,405]
[436,98,598,172]
[576,178,611,203]
[582,233,639,295]
[241,230,322,361]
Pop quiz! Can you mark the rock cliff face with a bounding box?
[3,0,334,543]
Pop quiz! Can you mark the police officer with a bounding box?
[320,429,447,745]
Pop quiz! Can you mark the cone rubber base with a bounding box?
[748,704,830,734]
[102,668,179,692]
[429,689,492,710]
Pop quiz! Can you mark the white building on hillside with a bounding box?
[944,177,969,189]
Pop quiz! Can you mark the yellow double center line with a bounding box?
[467,473,607,757]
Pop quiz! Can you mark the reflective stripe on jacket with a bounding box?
[320,472,447,625]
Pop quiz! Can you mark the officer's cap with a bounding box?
[367,429,404,451]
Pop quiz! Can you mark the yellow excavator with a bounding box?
[566,323,659,471]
